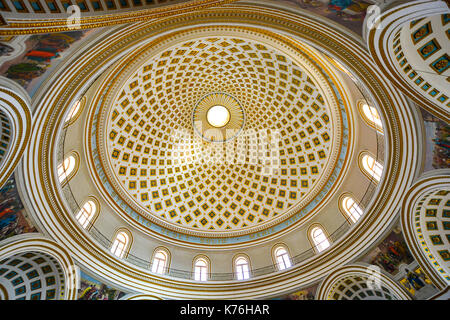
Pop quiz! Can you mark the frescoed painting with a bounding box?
[0,174,37,242]
[397,266,438,299]
[273,283,318,300]
[77,270,127,300]
[0,29,98,96]
[359,225,414,276]
[421,108,450,170]
[280,0,372,36]
[0,43,14,57]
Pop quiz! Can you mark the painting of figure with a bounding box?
[280,0,373,35]
[77,270,127,300]
[273,283,318,300]
[359,226,414,275]
[0,29,98,96]
[421,108,450,170]
[0,175,37,242]
[398,266,438,299]
[0,43,14,57]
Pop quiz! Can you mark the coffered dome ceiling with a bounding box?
[87,27,349,241]
[18,2,422,299]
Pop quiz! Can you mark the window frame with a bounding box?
[193,255,210,282]
[308,224,331,254]
[357,99,384,134]
[57,151,80,186]
[233,254,251,280]
[339,193,364,224]
[64,96,86,127]
[151,247,170,275]
[358,151,383,183]
[75,197,100,230]
[272,244,292,271]
[110,229,133,259]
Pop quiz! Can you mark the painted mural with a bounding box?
[0,175,37,242]
[77,270,127,300]
[359,225,414,276]
[397,265,438,299]
[272,283,318,300]
[0,43,14,57]
[0,29,98,96]
[421,108,450,170]
[280,0,372,35]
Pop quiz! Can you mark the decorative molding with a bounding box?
[366,0,450,122]
[16,5,421,298]
[0,76,31,188]
[316,263,412,300]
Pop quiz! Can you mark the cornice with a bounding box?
[16,5,421,299]
[0,0,238,35]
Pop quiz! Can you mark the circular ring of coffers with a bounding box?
[87,25,349,242]
[18,5,420,298]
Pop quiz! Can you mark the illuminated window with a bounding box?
[235,256,250,280]
[341,196,363,223]
[65,100,82,124]
[75,200,97,229]
[151,249,168,275]
[310,226,330,253]
[361,153,383,182]
[194,257,208,281]
[57,154,77,184]
[362,103,383,128]
[111,231,130,258]
[358,100,383,133]
[274,246,291,271]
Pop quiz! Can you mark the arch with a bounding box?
[0,234,79,300]
[110,228,133,259]
[120,293,163,300]
[0,78,32,189]
[339,193,364,224]
[308,224,331,253]
[316,264,411,300]
[271,244,292,271]
[401,172,450,290]
[57,151,80,186]
[193,255,210,281]
[64,96,86,127]
[358,151,383,183]
[233,254,251,280]
[75,197,100,230]
[365,0,450,121]
[151,247,171,275]
[357,99,383,133]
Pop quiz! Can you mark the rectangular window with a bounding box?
[91,0,102,10]
[46,1,60,12]
[105,0,116,9]
[0,0,10,11]
[119,0,129,8]
[12,0,28,12]
[30,1,44,12]
[77,1,88,11]
[61,0,72,10]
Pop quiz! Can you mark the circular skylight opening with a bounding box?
[206,105,230,128]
